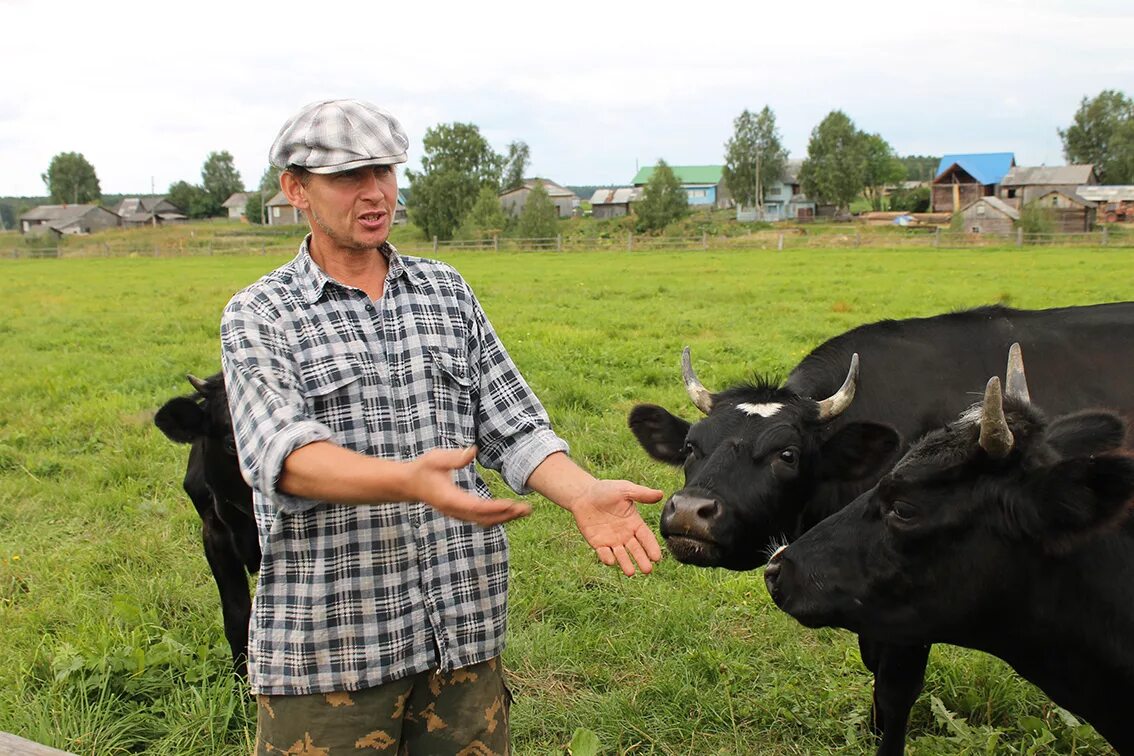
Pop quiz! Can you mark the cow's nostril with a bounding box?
[695,500,720,520]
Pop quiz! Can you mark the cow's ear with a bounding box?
[1044,411,1128,458]
[628,404,691,465]
[154,397,207,443]
[1024,455,1134,551]
[819,422,901,481]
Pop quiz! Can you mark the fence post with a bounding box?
[934,227,940,248]
[702,231,708,249]
[1016,228,1023,246]
[1102,225,1109,247]
[627,232,633,251]
[854,231,861,248]
[556,234,562,252]
[493,234,499,251]
[432,236,438,252]
[777,233,784,251]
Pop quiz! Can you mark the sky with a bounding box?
[2,0,1132,198]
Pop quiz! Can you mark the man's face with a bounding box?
[286,164,398,253]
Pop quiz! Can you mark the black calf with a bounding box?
[155,373,258,676]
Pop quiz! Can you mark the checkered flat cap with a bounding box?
[269,99,409,173]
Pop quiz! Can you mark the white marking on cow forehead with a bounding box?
[737,402,783,418]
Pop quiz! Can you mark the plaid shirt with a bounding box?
[220,238,568,696]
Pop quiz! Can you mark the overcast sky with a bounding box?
[3,0,1132,198]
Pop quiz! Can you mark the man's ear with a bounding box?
[818,422,901,481]
[1022,455,1134,551]
[279,170,309,210]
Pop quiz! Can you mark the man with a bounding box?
[221,99,663,755]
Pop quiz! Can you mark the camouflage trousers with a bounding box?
[254,657,511,755]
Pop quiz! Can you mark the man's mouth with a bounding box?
[358,211,386,230]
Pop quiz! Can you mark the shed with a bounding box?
[955,196,1019,235]
[1027,190,1096,232]
[589,187,642,219]
[499,179,578,218]
[266,191,305,225]
[931,153,1015,212]
[1076,185,1134,223]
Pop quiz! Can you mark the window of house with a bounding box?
[273,207,280,218]
[1007,189,1016,198]
[976,205,986,216]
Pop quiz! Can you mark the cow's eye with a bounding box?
[681,441,699,459]
[223,436,238,455]
[779,449,797,465]
[888,499,917,522]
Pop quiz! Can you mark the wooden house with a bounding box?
[954,196,1019,235]
[632,165,733,209]
[222,192,251,219]
[18,204,120,235]
[1027,190,1096,232]
[589,187,641,219]
[499,179,578,218]
[266,191,305,225]
[931,153,1015,212]
[999,165,1098,207]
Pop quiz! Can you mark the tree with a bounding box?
[201,151,244,212]
[245,192,265,225]
[501,141,530,192]
[259,165,282,194]
[722,106,788,215]
[515,181,559,239]
[167,180,214,219]
[861,133,908,211]
[1059,90,1134,184]
[635,160,688,232]
[406,122,504,240]
[42,152,101,205]
[898,155,940,182]
[408,169,480,240]
[799,111,867,214]
[456,186,509,240]
[887,185,930,213]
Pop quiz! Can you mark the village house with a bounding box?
[955,196,1019,235]
[1029,189,1097,232]
[265,191,305,226]
[998,165,1099,207]
[499,179,579,218]
[632,165,733,209]
[18,204,121,235]
[1076,185,1134,223]
[222,192,251,219]
[931,153,1016,213]
[736,160,817,221]
[113,197,187,228]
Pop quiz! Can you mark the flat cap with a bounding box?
[269,99,409,173]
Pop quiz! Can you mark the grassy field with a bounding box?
[0,244,1130,755]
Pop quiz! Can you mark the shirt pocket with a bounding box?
[426,345,475,447]
[298,354,366,436]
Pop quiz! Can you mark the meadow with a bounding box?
[0,244,1131,755]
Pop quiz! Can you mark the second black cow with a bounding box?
[629,302,1134,755]
[155,373,258,676]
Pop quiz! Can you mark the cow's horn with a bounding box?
[1005,342,1030,403]
[978,376,1014,458]
[681,346,714,415]
[816,353,859,421]
[187,374,209,394]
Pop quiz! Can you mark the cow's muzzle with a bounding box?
[660,492,726,565]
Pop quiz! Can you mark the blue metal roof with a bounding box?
[935,153,1015,185]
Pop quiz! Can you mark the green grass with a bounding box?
[0,245,1129,754]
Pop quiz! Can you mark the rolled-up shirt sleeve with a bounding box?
[465,287,569,494]
[221,295,332,514]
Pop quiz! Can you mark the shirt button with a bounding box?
[365,304,375,313]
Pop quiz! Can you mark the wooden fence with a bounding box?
[3,227,1133,260]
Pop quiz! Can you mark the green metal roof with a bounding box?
[632,165,724,185]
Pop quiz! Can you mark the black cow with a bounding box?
[765,352,1134,752]
[155,373,258,676]
[629,303,1134,754]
